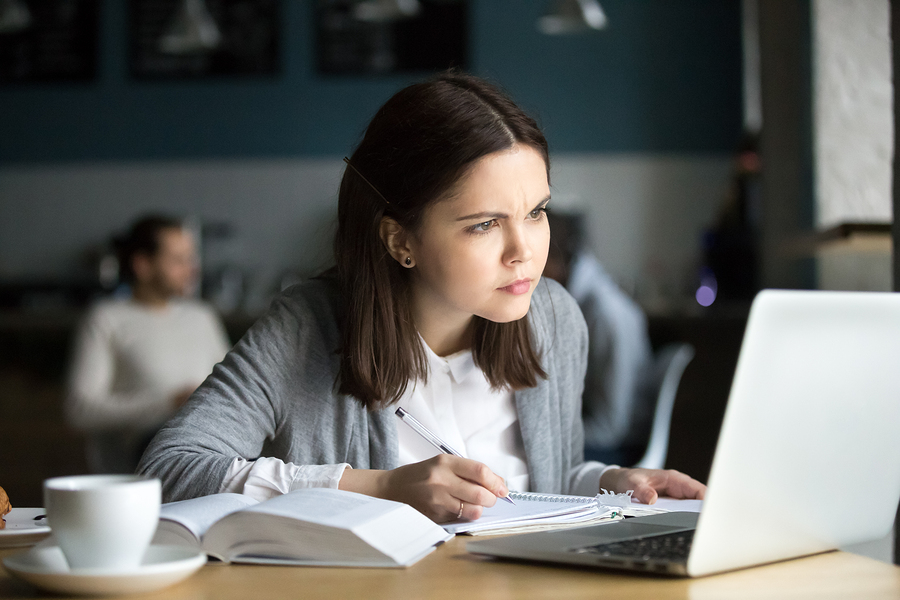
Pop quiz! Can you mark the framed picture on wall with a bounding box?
[316,0,467,75]
[129,0,280,79]
[0,0,99,84]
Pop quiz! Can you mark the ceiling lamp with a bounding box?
[537,0,608,35]
[158,0,222,55]
[353,0,421,23]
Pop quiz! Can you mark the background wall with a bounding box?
[0,154,732,312]
[813,0,892,229]
[0,0,743,311]
[811,0,893,294]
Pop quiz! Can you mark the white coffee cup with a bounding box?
[43,475,161,571]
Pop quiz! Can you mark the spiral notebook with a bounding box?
[442,491,621,535]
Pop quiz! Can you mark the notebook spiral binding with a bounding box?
[508,491,594,503]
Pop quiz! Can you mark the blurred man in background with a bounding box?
[65,215,230,474]
[544,211,655,466]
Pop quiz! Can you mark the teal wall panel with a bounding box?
[0,0,741,162]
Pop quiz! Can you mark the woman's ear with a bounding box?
[379,217,413,267]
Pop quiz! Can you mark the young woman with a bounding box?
[138,72,705,522]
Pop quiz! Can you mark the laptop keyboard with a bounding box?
[575,530,694,562]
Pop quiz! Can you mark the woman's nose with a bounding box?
[503,225,533,265]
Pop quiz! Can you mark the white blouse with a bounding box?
[395,343,531,492]
[221,343,611,502]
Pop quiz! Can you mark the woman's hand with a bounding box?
[339,455,509,523]
[598,468,706,505]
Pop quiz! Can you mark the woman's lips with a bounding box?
[499,279,532,295]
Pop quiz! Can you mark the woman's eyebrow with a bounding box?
[455,195,551,222]
[456,210,507,222]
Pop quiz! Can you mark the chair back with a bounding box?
[633,343,694,470]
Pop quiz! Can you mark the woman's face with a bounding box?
[406,144,551,334]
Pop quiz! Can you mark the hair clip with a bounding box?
[343,157,390,206]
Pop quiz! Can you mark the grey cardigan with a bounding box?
[138,276,590,502]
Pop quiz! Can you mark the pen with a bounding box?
[395,406,515,505]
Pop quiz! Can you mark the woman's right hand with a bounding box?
[339,455,509,523]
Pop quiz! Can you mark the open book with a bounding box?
[152,489,453,568]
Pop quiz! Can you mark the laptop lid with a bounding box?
[687,289,900,576]
[467,290,900,577]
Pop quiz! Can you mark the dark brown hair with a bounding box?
[113,215,184,283]
[334,71,549,409]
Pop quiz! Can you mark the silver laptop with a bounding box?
[469,289,900,577]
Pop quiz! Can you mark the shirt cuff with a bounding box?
[569,461,621,497]
[220,457,254,493]
[288,463,352,492]
[219,456,352,503]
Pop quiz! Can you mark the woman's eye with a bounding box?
[529,207,547,220]
[472,220,494,232]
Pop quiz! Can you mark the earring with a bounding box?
[404,257,412,267]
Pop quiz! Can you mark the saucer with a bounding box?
[3,543,206,596]
[0,508,51,548]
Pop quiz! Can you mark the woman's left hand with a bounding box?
[598,468,706,505]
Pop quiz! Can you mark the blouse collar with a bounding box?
[420,336,478,384]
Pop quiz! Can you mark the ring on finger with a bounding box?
[457,501,464,519]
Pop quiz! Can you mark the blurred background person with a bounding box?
[544,211,655,467]
[700,132,761,304]
[65,215,230,474]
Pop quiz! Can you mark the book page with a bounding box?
[622,497,703,517]
[353,504,453,564]
[240,488,402,530]
[159,493,258,540]
[645,497,703,513]
[205,489,450,567]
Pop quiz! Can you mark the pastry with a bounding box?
[0,485,9,529]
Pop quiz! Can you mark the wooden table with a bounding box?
[2,537,899,600]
